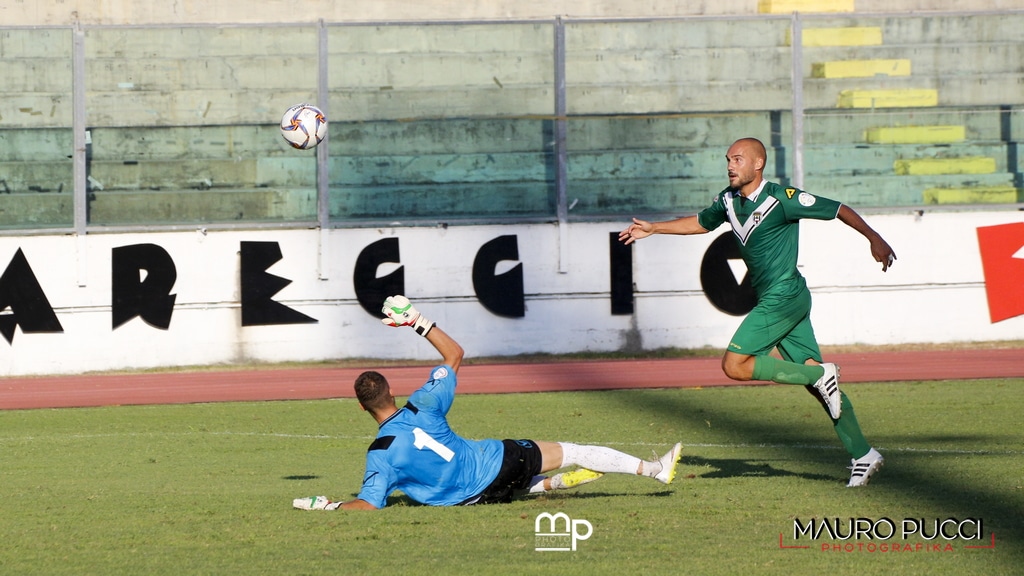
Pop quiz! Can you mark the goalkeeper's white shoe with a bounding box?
[812,363,842,419]
[847,448,884,487]
[654,442,683,484]
[293,496,339,510]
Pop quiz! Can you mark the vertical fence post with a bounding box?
[790,12,805,190]
[317,19,331,280]
[1001,105,1022,191]
[72,21,88,286]
[554,16,569,274]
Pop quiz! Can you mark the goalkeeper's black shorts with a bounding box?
[460,439,542,505]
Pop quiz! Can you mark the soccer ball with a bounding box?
[280,104,327,150]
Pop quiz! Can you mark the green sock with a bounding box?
[831,392,871,459]
[752,356,824,385]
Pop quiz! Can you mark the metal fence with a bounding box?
[0,11,1022,234]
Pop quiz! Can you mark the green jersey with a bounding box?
[697,181,841,299]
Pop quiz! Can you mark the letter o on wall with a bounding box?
[700,232,756,316]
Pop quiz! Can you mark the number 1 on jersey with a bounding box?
[412,427,455,462]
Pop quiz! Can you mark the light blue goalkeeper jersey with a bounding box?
[356,365,504,508]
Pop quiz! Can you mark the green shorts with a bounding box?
[727,284,822,364]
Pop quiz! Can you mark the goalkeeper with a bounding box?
[294,295,682,511]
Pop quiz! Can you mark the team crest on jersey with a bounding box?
[785,188,796,199]
[798,192,816,207]
[723,191,780,245]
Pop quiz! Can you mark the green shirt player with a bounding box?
[619,137,896,487]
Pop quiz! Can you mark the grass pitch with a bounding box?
[1,379,1021,575]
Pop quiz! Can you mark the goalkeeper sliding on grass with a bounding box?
[294,295,682,511]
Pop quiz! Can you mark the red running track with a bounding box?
[1,348,1021,410]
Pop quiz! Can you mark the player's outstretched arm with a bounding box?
[381,295,463,373]
[618,216,708,245]
[424,325,464,374]
[836,205,897,272]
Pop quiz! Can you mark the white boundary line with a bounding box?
[1,432,1020,456]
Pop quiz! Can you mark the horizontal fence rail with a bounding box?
[0,11,1022,235]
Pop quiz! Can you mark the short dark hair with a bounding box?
[354,371,393,412]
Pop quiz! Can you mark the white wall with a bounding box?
[1,209,1021,376]
[629,209,1024,349]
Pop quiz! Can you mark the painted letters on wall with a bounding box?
[977,223,1024,323]
[240,241,318,326]
[112,243,177,329]
[0,248,63,343]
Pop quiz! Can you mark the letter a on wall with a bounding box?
[473,235,524,318]
[240,241,317,326]
[112,243,178,329]
[353,238,404,318]
[0,248,63,344]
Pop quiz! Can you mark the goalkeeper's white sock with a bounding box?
[559,442,644,475]
[527,475,549,493]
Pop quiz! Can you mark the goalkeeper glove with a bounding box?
[293,496,341,511]
[381,295,435,337]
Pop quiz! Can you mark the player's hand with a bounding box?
[870,238,897,272]
[381,295,435,336]
[293,496,341,511]
[381,295,419,327]
[619,218,653,245]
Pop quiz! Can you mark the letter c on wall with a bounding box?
[353,238,405,318]
[473,235,524,318]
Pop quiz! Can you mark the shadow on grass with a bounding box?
[613,385,1024,565]
[283,474,320,480]
[683,455,836,482]
[527,489,677,502]
[373,489,677,508]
